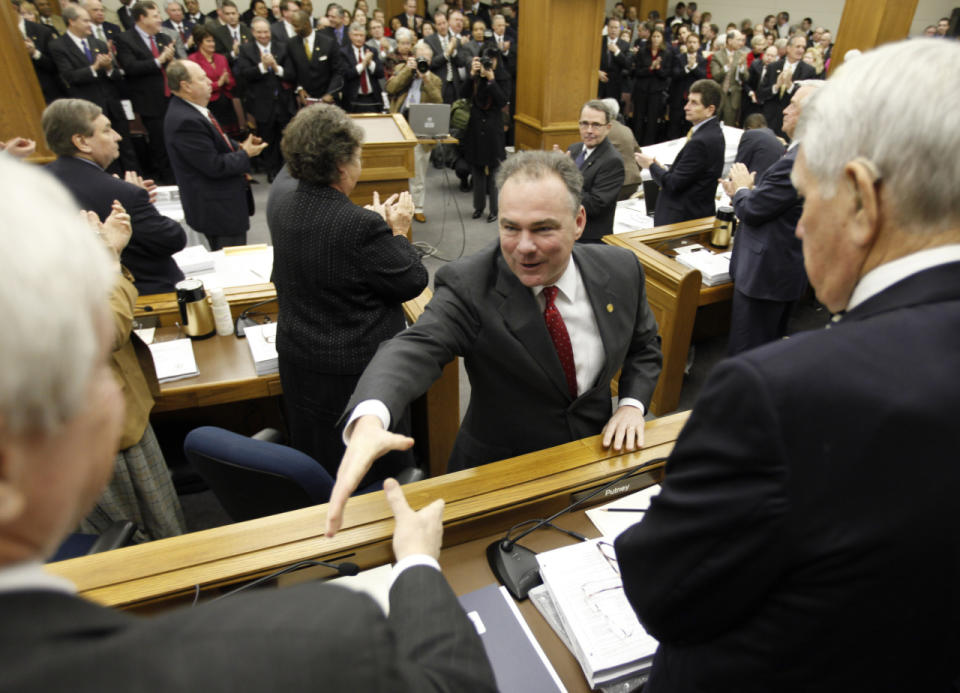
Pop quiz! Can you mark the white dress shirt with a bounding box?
[0,561,76,595]
[847,244,960,311]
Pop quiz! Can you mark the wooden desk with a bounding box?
[146,287,460,478]
[604,218,734,415]
[47,411,687,614]
[351,113,417,212]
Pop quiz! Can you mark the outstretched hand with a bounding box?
[385,478,444,561]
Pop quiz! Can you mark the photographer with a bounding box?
[460,47,510,222]
[387,41,442,223]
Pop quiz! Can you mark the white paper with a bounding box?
[328,563,394,616]
[585,485,661,539]
[148,338,199,383]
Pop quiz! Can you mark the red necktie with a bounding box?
[543,286,578,399]
[207,113,234,150]
[357,48,369,94]
[149,35,170,97]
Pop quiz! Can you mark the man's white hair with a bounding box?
[600,97,620,119]
[394,27,415,43]
[0,156,114,434]
[797,39,960,233]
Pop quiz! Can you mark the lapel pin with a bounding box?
[606,303,614,313]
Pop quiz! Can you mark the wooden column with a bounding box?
[514,0,607,152]
[829,0,918,74]
[0,1,54,162]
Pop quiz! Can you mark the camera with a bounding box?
[416,58,430,73]
[480,48,498,72]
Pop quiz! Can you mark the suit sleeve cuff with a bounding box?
[618,397,645,416]
[342,399,392,444]
[390,555,441,589]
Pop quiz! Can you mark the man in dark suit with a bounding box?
[425,10,465,104]
[50,5,141,174]
[615,39,960,692]
[117,0,135,29]
[161,1,195,51]
[164,60,268,249]
[734,113,784,178]
[325,151,662,536]
[464,0,491,31]
[285,9,343,106]
[42,99,186,294]
[0,156,497,691]
[18,10,63,103]
[211,0,252,61]
[759,34,815,138]
[598,17,629,105]
[340,21,383,112]
[392,0,423,37]
[84,0,123,45]
[34,0,65,34]
[720,84,815,355]
[236,17,293,179]
[635,79,724,226]
[183,0,206,26]
[565,100,624,242]
[115,0,177,182]
[270,0,300,44]
[666,31,706,139]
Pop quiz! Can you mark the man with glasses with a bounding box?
[564,100,625,243]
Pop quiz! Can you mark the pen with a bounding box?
[602,508,647,513]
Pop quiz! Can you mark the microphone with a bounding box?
[487,457,667,601]
[207,558,359,603]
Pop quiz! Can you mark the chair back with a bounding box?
[183,426,335,522]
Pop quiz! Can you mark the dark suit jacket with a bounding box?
[91,20,123,44]
[669,48,706,106]
[340,42,385,109]
[567,137,625,242]
[285,30,343,97]
[211,21,253,60]
[735,126,784,178]
[759,57,816,135]
[649,116,724,225]
[115,28,173,117]
[163,95,251,237]
[270,19,295,45]
[345,242,663,471]
[393,12,424,35]
[728,147,805,301]
[22,19,63,103]
[424,32,463,94]
[117,4,134,30]
[46,156,186,294]
[161,17,194,41]
[268,182,427,373]
[615,261,960,692]
[49,34,120,109]
[235,40,294,122]
[598,38,630,100]
[0,566,497,692]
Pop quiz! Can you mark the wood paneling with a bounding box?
[830,0,919,74]
[515,0,608,151]
[0,2,54,162]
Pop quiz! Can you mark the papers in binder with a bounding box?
[673,244,732,286]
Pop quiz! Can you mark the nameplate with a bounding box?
[570,472,656,505]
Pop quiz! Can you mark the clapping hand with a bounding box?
[384,191,414,236]
[240,133,268,157]
[123,170,158,203]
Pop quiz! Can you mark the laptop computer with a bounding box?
[407,103,451,138]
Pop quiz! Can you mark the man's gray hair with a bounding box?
[348,21,364,33]
[797,39,960,233]
[41,99,102,157]
[250,15,269,27]
[582,99,613,124]
[600,97,620,119]
[496,151,583,217]
[0,157,114,434]
[394,26,414,43]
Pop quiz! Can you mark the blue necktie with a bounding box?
[82,38,94,63]
[575,148,586,170]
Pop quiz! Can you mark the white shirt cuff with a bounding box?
[617,397,645,416]
[274,64,284,77]
[342,399,392,444]
[390,554,441,589]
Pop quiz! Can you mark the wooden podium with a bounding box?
[349,113,417,214]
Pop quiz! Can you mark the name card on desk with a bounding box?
[148,338,199,383]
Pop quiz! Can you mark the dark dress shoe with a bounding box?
[471,210,483,219]
[486,213,498,223]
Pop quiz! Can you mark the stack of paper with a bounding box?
[535,539,658,688]
[172,245,216,274]
[244,322,278,376]
[152,185,185,223]
[613,198,656,235]
[674,244,732,286]
[148,338,199,383]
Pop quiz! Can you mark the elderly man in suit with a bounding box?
[43,99,186,294]
[760,34,816,137]
[563,100,625,241]
[635,79,725,226]
[84,0,123,44]
[162,1,194,51]
[163,60,267,249]
[710,29,747,126]
[236,17,293,180]
[115,0,178,182]
[325,150,663,536]
[285,9,343,106]
[340,21,383,113]
[720,83,816,355]
[615,39,960,691]
[50,4,141,174]
[0,153,497,691]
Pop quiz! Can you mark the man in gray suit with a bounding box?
[326,150,662,536]
[0,155,496,693]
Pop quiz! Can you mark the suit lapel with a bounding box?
[572,247,622,389]
[494,254,572,400]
